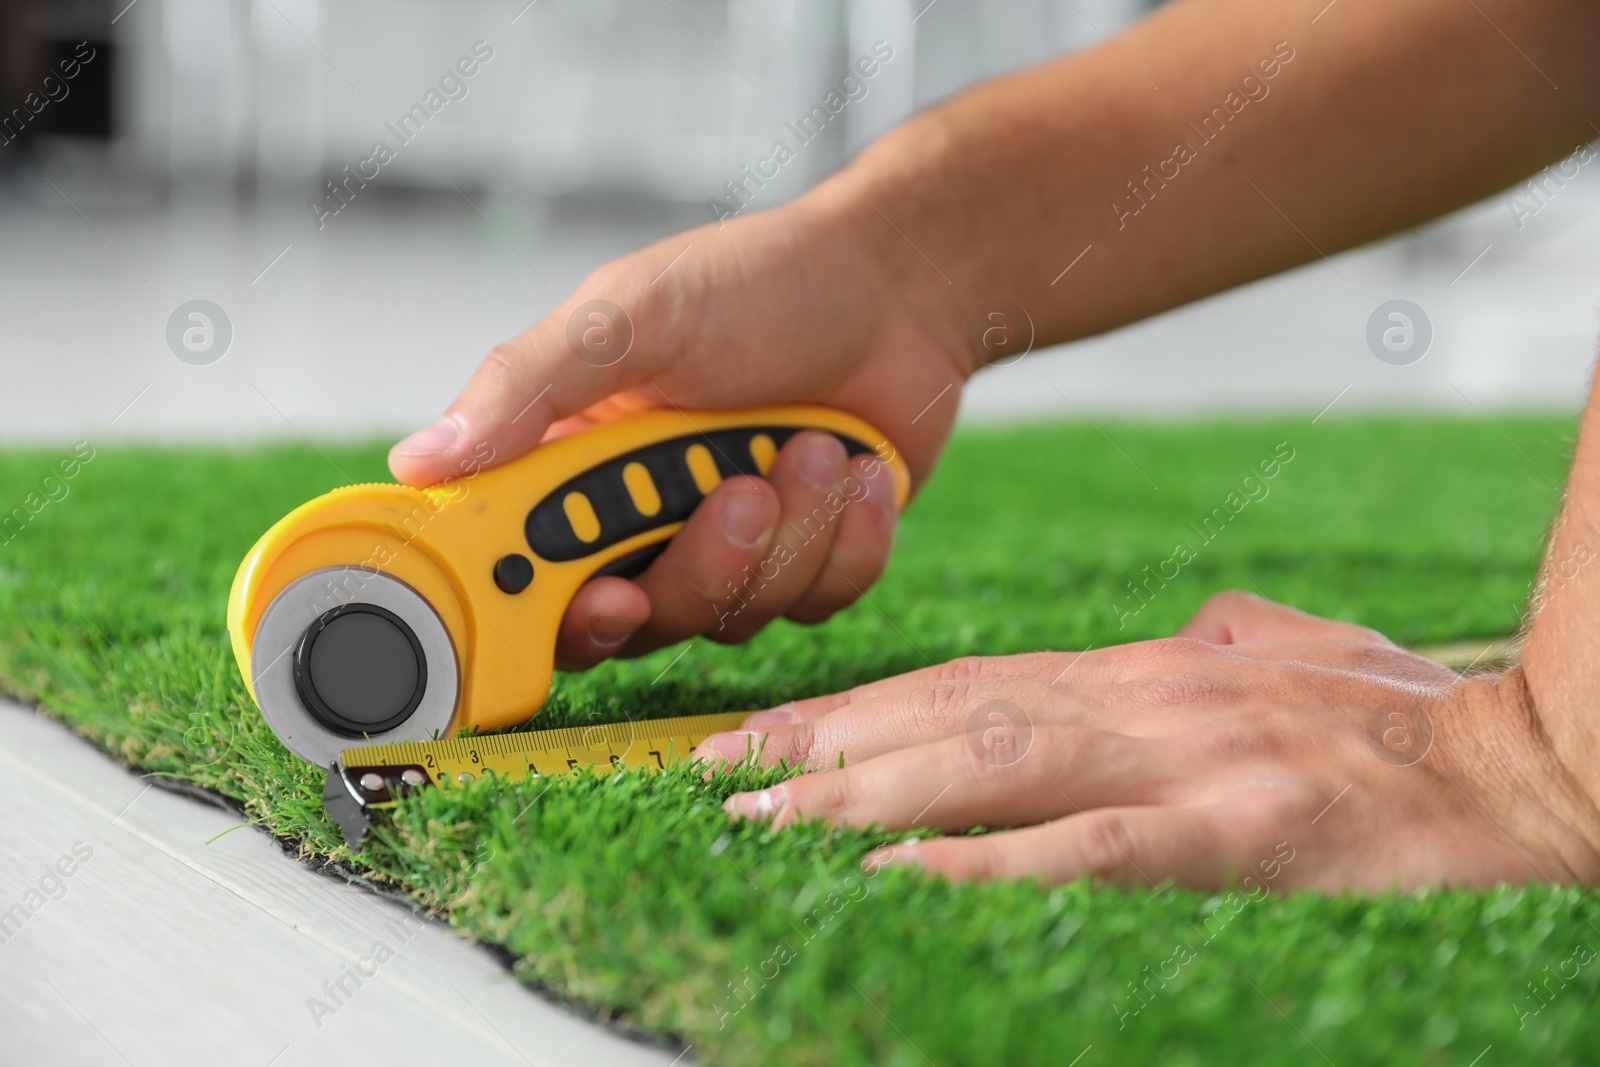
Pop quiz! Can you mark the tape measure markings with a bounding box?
[326,710,752,848]
[342,710,749,776]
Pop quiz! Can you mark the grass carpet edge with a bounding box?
[1,417,1597,1065]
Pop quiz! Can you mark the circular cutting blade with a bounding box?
[251,567,459,766]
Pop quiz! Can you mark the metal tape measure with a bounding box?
[323,710,751,848]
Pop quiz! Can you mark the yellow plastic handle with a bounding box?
[228,405,909,739]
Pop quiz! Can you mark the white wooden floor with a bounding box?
[0,699,686,1067]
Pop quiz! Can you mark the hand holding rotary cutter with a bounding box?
[227,405,908,841]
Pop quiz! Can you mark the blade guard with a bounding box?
[228,405,910,750]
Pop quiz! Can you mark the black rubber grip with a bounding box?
[590,542,670,581]
[524,427,873,564]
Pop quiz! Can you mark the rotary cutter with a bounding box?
[228,405,910,766]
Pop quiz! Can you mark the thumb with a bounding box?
[389,270,683,487]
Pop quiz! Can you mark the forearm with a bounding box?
[808,0,1600,369]
[1522,374,1600,807]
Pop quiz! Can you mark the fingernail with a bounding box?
[722,491,777,549]
[587,615,638,648]
[394,417,461,457]
[696,731,762,763]
[725,784,787,820]
[743,705,796,728]
[798,434,847,491]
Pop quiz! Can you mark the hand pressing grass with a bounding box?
[1,416,1596,1065]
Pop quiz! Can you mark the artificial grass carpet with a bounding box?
[1,415,1597,1065]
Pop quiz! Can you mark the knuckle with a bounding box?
[788,721,819,768]
[921,677,978,729]
[936,656,990,685]
[809,768,857,817]
[477,344,522,387]
[1145,636,1218,660]
[581,258,632,296]
[1077,812,1140,882]
[1201,590,1256,614]
[747,723,803,766]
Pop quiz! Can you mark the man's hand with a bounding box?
[698,591,1600,891]
[383,0,1599,674]
[388,197,974,669]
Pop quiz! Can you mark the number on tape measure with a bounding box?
[325,710,751,849]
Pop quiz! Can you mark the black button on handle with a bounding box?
[494,553,534,594]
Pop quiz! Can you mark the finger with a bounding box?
[388,248,694,487]
[610,476,782,655]
[701,675,1051,770]
[1177,590,1389,649]
[710,431,854,643]
[741,651,1089,730]
[739,634,1274,739]
[783,450,901,625]
[553,577,652,671]
[722,642,1188,763]
[721,727,1176,833]
[555,466,783,667]
[863,804,1263,889]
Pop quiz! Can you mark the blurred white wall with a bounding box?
[103,0,1154,202]
[3,0,1597,446]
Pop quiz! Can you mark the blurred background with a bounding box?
[2,0,1597,444]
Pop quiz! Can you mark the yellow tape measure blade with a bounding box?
[328,710,753,848]
[341,709,750,781]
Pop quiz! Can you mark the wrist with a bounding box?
[1468,664,1600,883]
[797,118,992,379]
[1520,629,1600,821]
